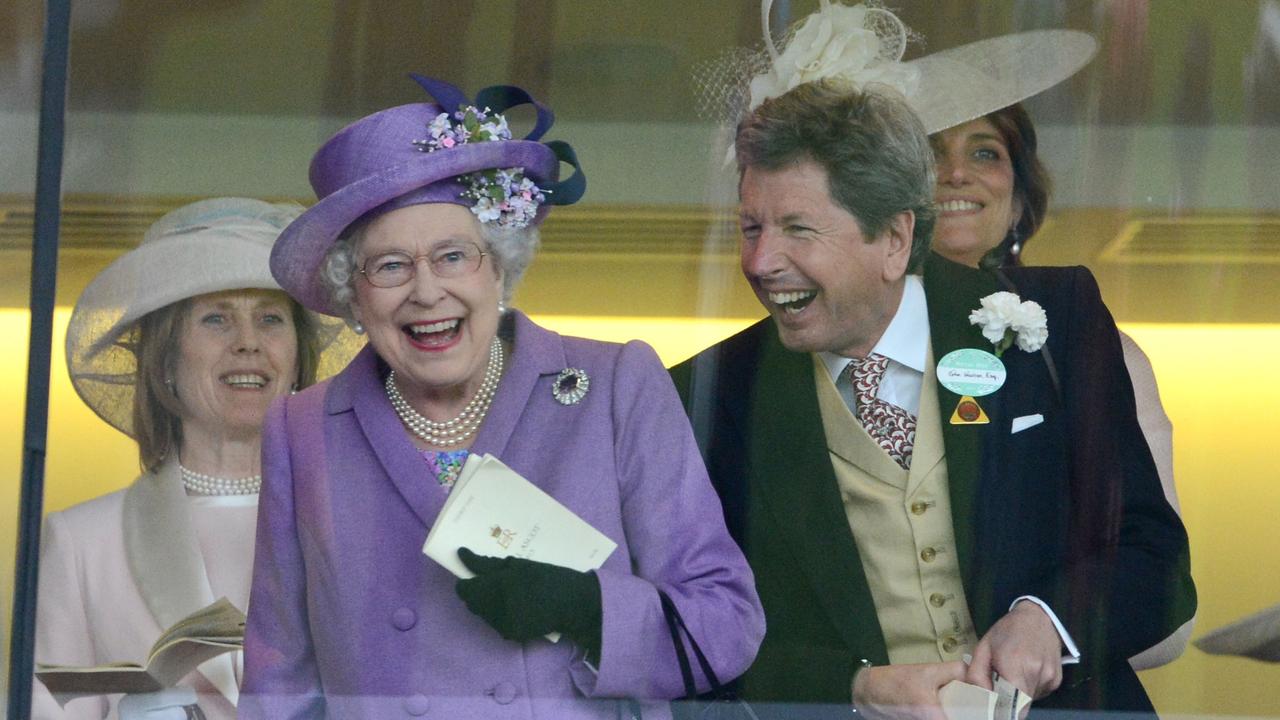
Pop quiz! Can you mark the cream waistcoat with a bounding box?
[813,351,977,664]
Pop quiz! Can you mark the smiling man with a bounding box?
[670,80,1194,719]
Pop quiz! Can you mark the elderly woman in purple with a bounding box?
[240,75,763,719]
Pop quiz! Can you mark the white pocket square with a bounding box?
[1010,414,1044,434]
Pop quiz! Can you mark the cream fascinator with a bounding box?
[65,197,357,437]
[699,0,1098,136]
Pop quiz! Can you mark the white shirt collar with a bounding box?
[819,274,929,381]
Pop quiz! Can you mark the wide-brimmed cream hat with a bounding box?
[697,0,1097,135]
[65,197,358,437]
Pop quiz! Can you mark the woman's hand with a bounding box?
[455,548,602,657]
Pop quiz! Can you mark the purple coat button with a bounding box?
[403,693,430,715]
[392,607,417,631]
[491,682,517,705]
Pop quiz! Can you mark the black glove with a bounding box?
[456,547,603,658]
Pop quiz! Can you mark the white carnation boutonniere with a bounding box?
[968,291,1048,357]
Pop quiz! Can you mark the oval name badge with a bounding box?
[936,348,1006,397]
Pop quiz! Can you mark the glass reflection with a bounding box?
[4,0,1276,716]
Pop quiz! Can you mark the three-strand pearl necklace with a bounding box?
[180,464,262,496]
[385,337,504,447]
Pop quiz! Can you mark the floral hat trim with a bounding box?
[408,74,584,229]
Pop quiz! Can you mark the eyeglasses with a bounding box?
[357,242,488,288]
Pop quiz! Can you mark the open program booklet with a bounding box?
[939,677,1032,720]
[422,452,617,641]
[37,597,244,704]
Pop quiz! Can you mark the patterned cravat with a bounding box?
[845,353,917,470]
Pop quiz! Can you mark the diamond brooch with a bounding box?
[552,368,590,405]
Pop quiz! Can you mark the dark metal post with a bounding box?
[8,0,72,717]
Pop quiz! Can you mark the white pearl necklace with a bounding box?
[180,464,262,496]
[385,337,504,447]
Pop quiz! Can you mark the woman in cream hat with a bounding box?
[34,198,352,720]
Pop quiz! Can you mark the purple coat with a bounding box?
[241,311,764,719]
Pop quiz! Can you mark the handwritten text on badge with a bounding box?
[936,348,1007,397]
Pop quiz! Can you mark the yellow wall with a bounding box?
[1120,324,1280,717]
[6,313,1278,715]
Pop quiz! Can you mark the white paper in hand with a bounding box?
[422,453,617,579]
[939,677,1030,720]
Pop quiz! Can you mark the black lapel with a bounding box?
[922,253,1004,590]
[746,322,889,661]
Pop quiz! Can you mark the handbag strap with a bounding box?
[658,590,725,699]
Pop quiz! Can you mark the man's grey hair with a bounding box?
[320,212,540,323]
[734,79,936,272]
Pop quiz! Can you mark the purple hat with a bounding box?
[272,75,585,316]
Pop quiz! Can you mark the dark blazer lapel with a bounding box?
[748,323,889,660]
[337,346,444,529]
[922,254,1005,588]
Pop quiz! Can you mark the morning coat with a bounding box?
[669,253,1195,717]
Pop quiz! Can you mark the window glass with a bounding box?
[12,1,1278,716]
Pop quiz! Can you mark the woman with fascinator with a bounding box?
[240,75,763,719]
[34,199,351,720]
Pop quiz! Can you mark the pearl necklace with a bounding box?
[385,337,504,447]
[180,464,262,496]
